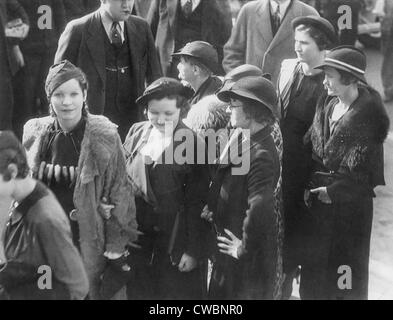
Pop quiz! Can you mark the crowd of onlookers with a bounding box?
[0,0,392,300]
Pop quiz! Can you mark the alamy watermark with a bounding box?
[139,123,251,175]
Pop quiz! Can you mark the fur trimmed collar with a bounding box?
[311,85,390,174]
[23,114,121,178]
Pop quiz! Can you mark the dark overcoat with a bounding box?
[208,126,282,300]
[303,85,390,300]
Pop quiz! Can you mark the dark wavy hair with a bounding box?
[295,24,335,51]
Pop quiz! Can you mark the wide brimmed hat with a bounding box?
[172,41,219,74]
[217,76,278,115]
[315,45,367,83]
[136,77,193,106]
[292,15,338,45]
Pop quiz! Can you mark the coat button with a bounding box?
[69,209,78,221]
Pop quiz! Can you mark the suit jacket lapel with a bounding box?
[268,0,298,52]
[256,0,273,46]
[86,11,106,83]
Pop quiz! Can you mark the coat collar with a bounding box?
[218,125,273,170]
[256,0,298,53]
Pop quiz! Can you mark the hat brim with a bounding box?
[136,86,194,106]
[315,62,367,84]
[292,16,337,45]
[171,53,219,74]
[217,88,275,114]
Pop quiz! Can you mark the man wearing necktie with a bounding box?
[223,0,319,86]
[147,0,232,78]
[55,0,162,140]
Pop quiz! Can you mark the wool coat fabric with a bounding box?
[223,0,319,86]
[23,114,138,300]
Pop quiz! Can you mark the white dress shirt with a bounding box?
[100,8,125,44]
[180,0,201,12]
[270,0,292,22]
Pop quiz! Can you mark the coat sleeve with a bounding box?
[37,211,89,300]
[6,0,29,24]
[222,4,248,72]
[238,149,277,260]
[184,162,210,259]
[143,18,162,83]
[54,20,81,64]
[104,133,139,254]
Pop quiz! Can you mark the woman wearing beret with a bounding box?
[276,16,337,298]
[22,60,138,300]
[303,46,389,299]
[206,76,281,300]
[123,77,210,300]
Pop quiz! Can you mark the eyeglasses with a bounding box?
[227,103,244,111]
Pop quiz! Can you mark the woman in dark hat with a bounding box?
[0,130,88,300]
[302,46,390,299]
[205,75,281,300]
[22,60,138,300]
[123,77,210,300]
[276,15,337,299]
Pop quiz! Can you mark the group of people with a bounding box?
[0,0,391,300]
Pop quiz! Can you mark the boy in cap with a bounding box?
[173,41,223,106]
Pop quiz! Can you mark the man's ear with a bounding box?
[5,164,18,181]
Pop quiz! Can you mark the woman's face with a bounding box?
[227,98,251,129]
[50,78,86,123]
[147,97,181,133]
[294,29,322,65]
[323,66,350,97]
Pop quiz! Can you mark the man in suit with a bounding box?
[223,0,319,86]
[147,0,232,78]
[55,0,162,140]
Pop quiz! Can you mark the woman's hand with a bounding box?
[178,253,197,272]
[217,229,242,260]
[200,205,213,223]
[310,187,332,204]
[98,197,115,220]
[304,189,311,208]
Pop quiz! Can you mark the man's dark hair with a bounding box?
[0,131,29,181]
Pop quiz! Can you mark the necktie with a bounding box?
[272,4,281,36]
[110,22,122,49]
[182,0,193,18]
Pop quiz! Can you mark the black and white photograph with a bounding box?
[0,0,392,304]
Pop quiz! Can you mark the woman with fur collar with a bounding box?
[302,46,390,300]
[22,61,138,300]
